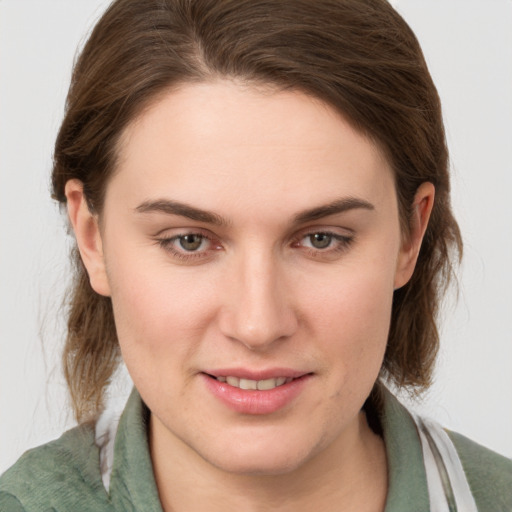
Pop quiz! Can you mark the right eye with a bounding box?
[175,233,207,252]
[156,231,222,262]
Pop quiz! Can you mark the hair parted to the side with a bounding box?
[52,0,462,422]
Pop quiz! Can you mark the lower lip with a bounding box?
[202,374,311,415]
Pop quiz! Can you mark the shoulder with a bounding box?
[0,424,113,512]
[448,430,512,512]
[378,386,512,511]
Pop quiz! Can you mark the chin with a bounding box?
[210,452,309,477]
[197,431,319,476]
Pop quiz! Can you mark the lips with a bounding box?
[202,369,311,415]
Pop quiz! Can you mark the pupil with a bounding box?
[310,233,331,249]
[180,234,203,251]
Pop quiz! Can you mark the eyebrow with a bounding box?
[293,197,374,224]
[135,196,374,226]
[135,199,228,226]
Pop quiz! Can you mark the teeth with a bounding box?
[257,378,279,390]
[276,377,287,386]
[217,376,292,390]
[226,376,240,387]
[239,378,257,390]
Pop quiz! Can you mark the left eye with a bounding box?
[177,234,206,251]
[295,231,354,256]
[304,232,333,249]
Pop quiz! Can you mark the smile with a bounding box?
[214,376,294,390]
[202,371,311,414]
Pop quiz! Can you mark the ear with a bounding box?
[65,179,111,296]
[394,182,435,290]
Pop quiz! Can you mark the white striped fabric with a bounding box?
[414,414,478,512]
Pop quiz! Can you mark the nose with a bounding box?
[218,251,298,351]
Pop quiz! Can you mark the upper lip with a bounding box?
[203,368,311,380]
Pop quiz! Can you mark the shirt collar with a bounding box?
[380,386,430,511]
[109,388,163,511]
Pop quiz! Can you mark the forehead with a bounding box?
[110,80,395,219]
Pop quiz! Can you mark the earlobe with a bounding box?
[394,182,435,290]
[65,179,111,297]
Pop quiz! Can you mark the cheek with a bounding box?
[299,256,396,382]
[302,259,395,337]
[105,251,219,371]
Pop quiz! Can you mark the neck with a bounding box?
[150,411,387,512]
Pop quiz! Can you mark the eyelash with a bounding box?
[155,230,354,262]
[156,232,221,262]
[292,232,354,258]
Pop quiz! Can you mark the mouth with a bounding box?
[202,370,312,414]
[206,375,295,391]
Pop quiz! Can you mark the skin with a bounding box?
[66,81,434,511]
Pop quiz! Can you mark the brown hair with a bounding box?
[52,0,462,422]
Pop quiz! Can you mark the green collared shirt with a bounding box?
[1,388,511,511]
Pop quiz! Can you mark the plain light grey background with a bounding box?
[1,0,511,472]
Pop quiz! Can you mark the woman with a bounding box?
[1,0,511,510]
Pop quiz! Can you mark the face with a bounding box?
[68,81,430,475]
